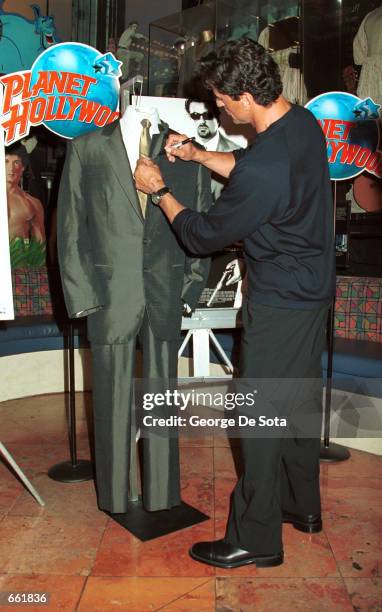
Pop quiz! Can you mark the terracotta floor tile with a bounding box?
[0,574,85,611]
[0,442,92,479]
[344,577,382,610]
[216,577,353,611]
[212,520,339,578]
[323,511,382,578]
[8,474,106,525]
[0,393,91,446]
[321,476,382,517]
[181,475,214,516]
[0,515,106,575]
[92,519,216,577]
[179,431,213,448]
[0,421,91,448]
[320,448,382,479]
[161,579,215,610]
[0,546,94,577]
[213,446,243,479]
[1,391,381,599]
[0,463,23,516]
[180,447,214,477]
[0,490,21,518]
[78,576,211,611]
[0,392,90,421]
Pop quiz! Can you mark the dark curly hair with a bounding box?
[198,38,283,106]
[185,98,220,124]
[5,144,29,167]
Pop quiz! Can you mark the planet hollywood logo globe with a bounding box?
[306,92,380,181]
[30,42,121,139]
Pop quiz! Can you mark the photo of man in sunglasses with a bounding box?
[185,98,238,148]
[185,98,239,200]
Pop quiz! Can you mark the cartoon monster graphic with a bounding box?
[0,3,58,74]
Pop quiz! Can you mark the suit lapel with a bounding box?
[104,120,144,223]
[102,121,169,228]
[150,124,167,159]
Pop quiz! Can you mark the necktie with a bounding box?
[137,118,151,217]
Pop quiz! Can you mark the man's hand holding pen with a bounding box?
[164,134,197,163]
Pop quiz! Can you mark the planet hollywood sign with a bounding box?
[306,92,382,181]
[0,42,121,145]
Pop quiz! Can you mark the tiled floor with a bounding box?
[0,392,381,611]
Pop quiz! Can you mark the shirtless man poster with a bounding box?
[5,145,46,267]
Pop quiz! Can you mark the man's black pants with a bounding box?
[225,301,329,554]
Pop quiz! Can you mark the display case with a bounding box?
[300,0,382,276]
[148,0,381,114]
[71,0,125,51]
[148,0,259,97]
[301,0,382,275]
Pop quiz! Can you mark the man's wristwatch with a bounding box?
[151,186,171,205]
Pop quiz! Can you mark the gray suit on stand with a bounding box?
[57,120,211,513]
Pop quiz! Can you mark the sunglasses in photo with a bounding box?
[189,111,215,121]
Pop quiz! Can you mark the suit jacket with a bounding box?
[57,120,211,344]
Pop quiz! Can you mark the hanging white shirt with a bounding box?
[120,105,160,173]
[354,7,382,106]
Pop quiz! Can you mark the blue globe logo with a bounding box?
[306,92,380,180]
[30,42,121,139]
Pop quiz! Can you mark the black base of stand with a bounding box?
[107,498,209,541]
[48,459,93,483]
[320,441,351,462]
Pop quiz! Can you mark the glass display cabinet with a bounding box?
[148,0,258,97]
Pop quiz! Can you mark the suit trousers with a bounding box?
[225,301,329,554]
[91,311,181,513]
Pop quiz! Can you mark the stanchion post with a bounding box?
[48,319,93,482]
[320,182,350,462]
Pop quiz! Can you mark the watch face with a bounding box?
[151,193,161,205]
[151,187,170,205]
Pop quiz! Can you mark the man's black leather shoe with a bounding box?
[282,511,322,533]
[189,539,284,569]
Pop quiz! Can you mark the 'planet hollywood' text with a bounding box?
[0,42,122,144]
[306,92,382,181]
[319,117,382,178]
[0,69,120,144]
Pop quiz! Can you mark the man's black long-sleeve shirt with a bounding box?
[172,104,335,309]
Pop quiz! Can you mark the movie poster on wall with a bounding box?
[0,119,14,320]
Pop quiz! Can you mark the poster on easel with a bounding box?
[129,94,249,311]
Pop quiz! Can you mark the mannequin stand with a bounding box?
[108,500,209,541]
